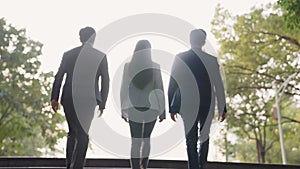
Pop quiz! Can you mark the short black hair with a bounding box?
[79,26,96,43]
[190,29,206,47]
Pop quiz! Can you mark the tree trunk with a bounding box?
[255,139,266,163]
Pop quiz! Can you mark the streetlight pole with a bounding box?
[274,73,296,165]
[275,85,286,164]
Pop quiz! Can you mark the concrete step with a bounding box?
[0,158,299,169]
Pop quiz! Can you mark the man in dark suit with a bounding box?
[51,27,109,169]
[168,29,227,169]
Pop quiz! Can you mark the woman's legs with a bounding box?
[129,119,156,169]
[129,121,143,169]
[141,120,156,169]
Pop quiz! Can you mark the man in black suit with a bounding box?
[51,27,109,169]
[168,29,227,169]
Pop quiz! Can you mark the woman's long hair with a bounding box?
[128,40,154,89]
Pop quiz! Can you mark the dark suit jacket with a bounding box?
[168,49,226,115]
[51,44,109,109]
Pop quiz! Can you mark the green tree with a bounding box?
[0,18,65,156]
[278,0,300,30]
[211,4,300,164]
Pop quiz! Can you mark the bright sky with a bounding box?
[1,0,276,160]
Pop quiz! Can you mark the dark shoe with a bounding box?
[141,157,149,169]
[130,158,141,169]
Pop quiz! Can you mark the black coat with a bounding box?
[51,44,109,109]
[168,49,226,115]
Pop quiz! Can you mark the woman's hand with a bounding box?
[170,113,178,122]
[123,117,129,123]
[97,109,104,117]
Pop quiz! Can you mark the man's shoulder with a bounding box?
[203,51,217,58]
[176,49,219,66]
[62,46,82,61]
[174,50,192,64]
[202,51,218,62]
[65,45,106,57]
[91,47,106,57]
[64,46,81,55]
[176,50,192,58]
[82,44,106,58]
[190,49,218,63]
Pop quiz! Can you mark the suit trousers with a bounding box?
[63,100,90,169]
[183,107,213,169]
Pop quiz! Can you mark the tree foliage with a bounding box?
[211,3,300,164]
[0,18,65,156]
[278,0,300,30]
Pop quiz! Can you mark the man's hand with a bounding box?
[171,113,178,122]
[51,100,58,112]
[97,108,104,117]
[218,112,227,122]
